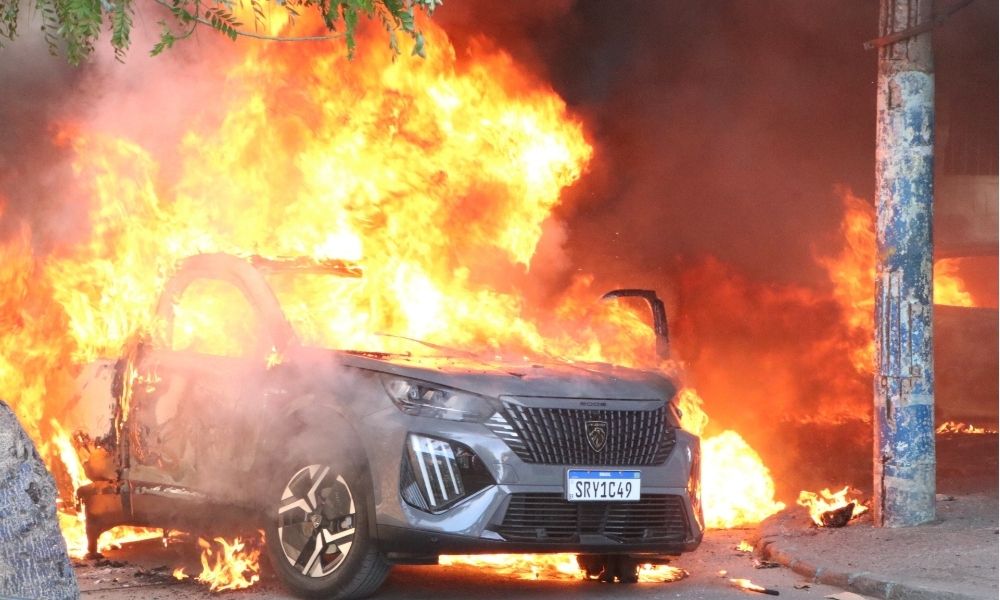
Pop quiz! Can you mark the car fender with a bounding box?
[255,394,378,535]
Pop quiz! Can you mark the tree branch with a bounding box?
[149,0,346,42]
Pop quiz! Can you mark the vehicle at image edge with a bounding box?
[77,253,703,599]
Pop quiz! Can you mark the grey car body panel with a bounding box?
[321,354,702,554]
[335,352,676,402]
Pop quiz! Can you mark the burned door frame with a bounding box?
[122,254,297,531]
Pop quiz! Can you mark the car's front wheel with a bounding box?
[265,462,390,599]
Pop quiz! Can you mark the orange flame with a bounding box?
[42,420,162,557]
[819,193,980,377]
[439,554,582,580]
[438,554,685,582]
[934,259,976,307]
[702,432,785,528]
[678,388,785,528]
[936,421,997,434]
[817,191,876,375]
[636,563,688,583]
[173,567,189,580]
[729,577,773,594]
[195,536,261,592]
[796,485,868,526]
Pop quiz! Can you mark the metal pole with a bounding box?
[873,0,936,527]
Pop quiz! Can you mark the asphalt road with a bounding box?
[76,529,865,600]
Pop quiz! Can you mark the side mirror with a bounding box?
[601,289,670,360]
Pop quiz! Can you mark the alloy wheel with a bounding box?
[276,464,356,578]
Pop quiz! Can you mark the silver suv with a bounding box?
[78,253,703,599]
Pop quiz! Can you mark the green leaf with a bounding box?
[342,2,358,58]
[149,23,175,56]
[109,0,133,61]
[6,0,439,62]
[411,30,424,57]
[397,6,413,31]
[0,0,20,42]
[35,0,62,57]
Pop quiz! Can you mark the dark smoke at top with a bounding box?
[440,0,997,289]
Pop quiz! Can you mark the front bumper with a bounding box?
[360,403,704,560]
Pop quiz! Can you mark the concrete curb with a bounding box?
[758,537,983,600]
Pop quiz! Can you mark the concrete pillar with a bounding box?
[873,0,936,527]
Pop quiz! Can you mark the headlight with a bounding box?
[381,377,496,422]
[400,434,495,512]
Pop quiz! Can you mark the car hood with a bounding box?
[332,351,677,401]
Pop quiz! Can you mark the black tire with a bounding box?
[577,554,639,583]
[576,554,605,580]
[264,461,390,599]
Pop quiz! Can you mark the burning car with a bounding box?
[77,252,703,598]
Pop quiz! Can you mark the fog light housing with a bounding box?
[401,434,494,512]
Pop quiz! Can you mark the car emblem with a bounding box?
[586,420,608,452]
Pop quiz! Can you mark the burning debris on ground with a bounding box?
[936,421,999,435]
[728,577,780,596]
[796,487,870,529]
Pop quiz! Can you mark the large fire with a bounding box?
[0,6,982,592]
[0,11,787,580]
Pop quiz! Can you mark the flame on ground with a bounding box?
[796,486,868,526]
[729,577,773,594]
[936,421,997,435]
[195,536,261,592]
[437,554,685,583]
[636,563,687,583]
[439,554,581,580]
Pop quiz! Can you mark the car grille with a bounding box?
[495,493,689,543]
[486,402,675,466]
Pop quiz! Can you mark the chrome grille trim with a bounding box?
[485,401,675,466]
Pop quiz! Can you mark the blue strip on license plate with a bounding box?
[566,469,641,501]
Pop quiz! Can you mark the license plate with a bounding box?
[566,469,641,501]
